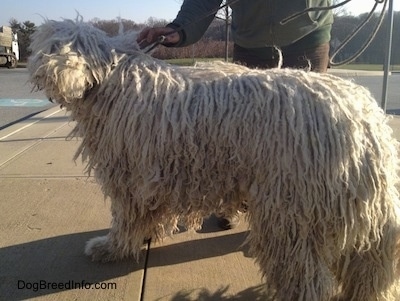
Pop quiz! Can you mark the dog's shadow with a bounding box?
[164,284,274,301]
[0,219,251,300]
[0,229,140,300]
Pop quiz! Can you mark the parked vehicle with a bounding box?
[0,26,19,68]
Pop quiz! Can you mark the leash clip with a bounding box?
[144,35,167,53]
[157,35,166,44]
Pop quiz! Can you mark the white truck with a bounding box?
[0,26,19,68]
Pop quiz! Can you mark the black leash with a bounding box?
[281,0,354,25]
[329,0,388,66]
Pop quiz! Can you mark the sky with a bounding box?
[0,0,399,26]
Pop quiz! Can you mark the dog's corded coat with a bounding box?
[28,18,400,301]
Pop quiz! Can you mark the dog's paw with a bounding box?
[85,235,117,262]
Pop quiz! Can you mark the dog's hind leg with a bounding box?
[247,206,337,301]
[333,224,400,301]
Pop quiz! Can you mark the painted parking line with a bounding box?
[0,98,51,107]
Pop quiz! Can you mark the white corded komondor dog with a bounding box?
[28,18,400,300]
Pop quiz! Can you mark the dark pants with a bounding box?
[233,43,330,73]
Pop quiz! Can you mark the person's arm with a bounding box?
[137,0,223,48]
[137,27,180,48]
[168,0,223,47]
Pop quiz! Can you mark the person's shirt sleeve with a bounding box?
[166,0,223,47]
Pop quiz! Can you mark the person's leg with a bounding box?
[233,43,330,73]
[281,43,330,72]
[232,44,280,69]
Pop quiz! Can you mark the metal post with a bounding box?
[224,4,230,62]
[381,0,394,111]
[192,44,195,65]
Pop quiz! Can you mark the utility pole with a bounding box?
[381,0,394,111]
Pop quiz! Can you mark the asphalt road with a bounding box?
[0,68,399,130]
[0,68,56,130]
[345,73,400,115]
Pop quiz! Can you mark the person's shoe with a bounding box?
[217,212,241,230]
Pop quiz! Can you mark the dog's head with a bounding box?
[28,18,140,106]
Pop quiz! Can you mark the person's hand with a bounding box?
[137,27,180,48]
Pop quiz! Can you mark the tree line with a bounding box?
[7,11,400,65]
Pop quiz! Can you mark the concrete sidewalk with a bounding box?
[328,68,389,77]
[0,106,264,300]
[0,107,399,300]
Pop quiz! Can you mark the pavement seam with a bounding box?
[0,122,69,169]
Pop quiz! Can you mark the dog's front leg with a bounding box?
[85,197,148,262]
